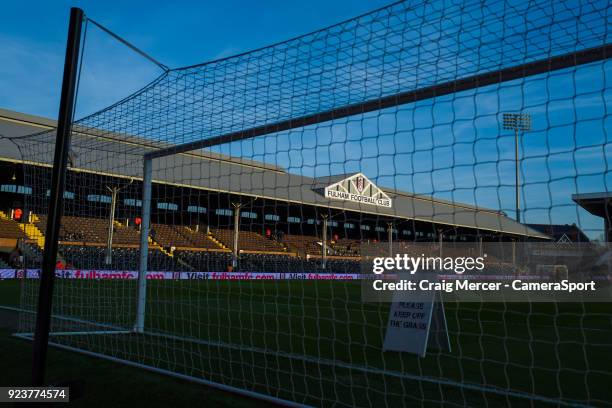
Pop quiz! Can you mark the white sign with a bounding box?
[324,173,392,208]
[383,289,450,357]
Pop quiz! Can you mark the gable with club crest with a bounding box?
[324,173,392,208]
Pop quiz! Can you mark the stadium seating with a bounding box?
[150,224,223,250]
[109,223,140,245]
[0,213,363,273]
[0,217,26,239]
[59,245,180,271]
[238,253,305,273]
[281,234,323,255]
[150,223,193,247]
[331,238,361,256]
[175,226,223,250]
[17,242,42,268]
[324,259,360,274]
[234,253,360,274]
[175,250,233,271]
[209,228,287,252]
[36,215,140,244]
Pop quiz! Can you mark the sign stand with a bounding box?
[382,289,451,357]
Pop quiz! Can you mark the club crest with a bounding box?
[356,176,365,193]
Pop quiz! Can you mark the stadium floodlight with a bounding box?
[503,113,532,223]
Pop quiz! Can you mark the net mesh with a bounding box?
[9,0,612,406]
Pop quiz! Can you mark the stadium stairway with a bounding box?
[0,210,45,249]
[207,232,228,250]
[148,236,174,258]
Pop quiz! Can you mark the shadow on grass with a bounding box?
[0,321,266,407]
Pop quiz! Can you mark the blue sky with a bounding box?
[0,0,390,118]
[1,0,610,240]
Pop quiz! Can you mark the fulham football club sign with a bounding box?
[324,173,392,208]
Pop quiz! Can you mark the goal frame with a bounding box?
[132,43,612,334]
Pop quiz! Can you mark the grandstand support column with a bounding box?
[231,202,243,268]
[387,222,393,256]
[105,180,133,265]
[321,215,328,269]
[511,239,517,276]
[135,157,152,333]
[105,187,118,265]
[32,7,83,387]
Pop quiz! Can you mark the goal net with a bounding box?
[12,0,612,406]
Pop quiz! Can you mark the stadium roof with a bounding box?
[572,192,612,219]
[0,108,548,239]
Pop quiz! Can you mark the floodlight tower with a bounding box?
[502,113,531,223]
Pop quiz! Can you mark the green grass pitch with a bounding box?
[3,279,612,406]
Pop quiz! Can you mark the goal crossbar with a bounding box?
[145,43,611,160]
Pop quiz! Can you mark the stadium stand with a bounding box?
[21,242,42,268]
[174,250,232,272]
[59,245,179,271]
[324,259,360,274]
[109,223,140,245]
[0,109,550,278]
[0,208,541,275]
[239,253,303,273]
[282,234,323,256]
[209,228,287,253]
[331,238,361,257]
[150,223,194,248]
[36,215,95,243]
[36,215,140,245]
[0,217,26,239]
[237,253,360,274]
[175,226,224,250]
[150,224,225,250]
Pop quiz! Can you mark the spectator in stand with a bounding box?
[226,264,234,272]
[56,259,65,270]
[13,208,23,222]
